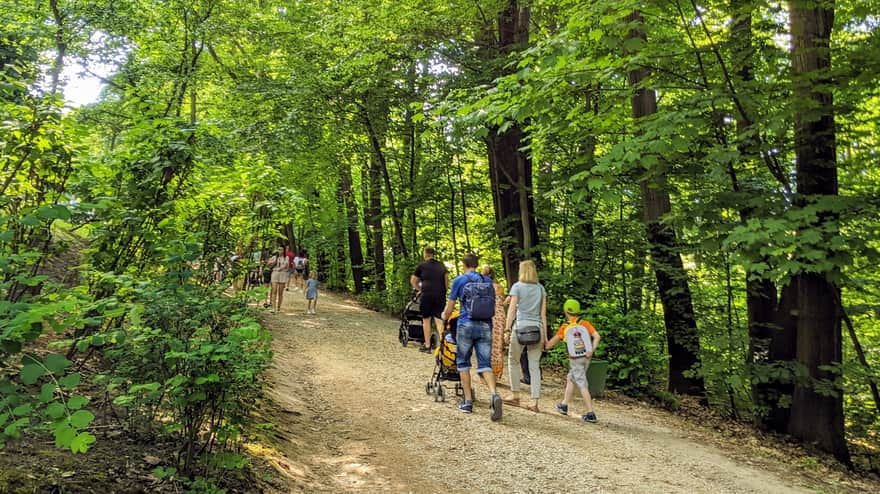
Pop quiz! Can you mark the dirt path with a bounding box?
[256,290,836,493]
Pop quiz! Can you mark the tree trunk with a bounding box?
[727,0,787,428]
[362,104,408,259]
[360,163,374,291]
[340,163,364,294]
[485,0,541,284]
[456,155,472,253]
[403,63,420,255]
[367,152,386,291]
[627,11,705,396]
[786,0,849,463]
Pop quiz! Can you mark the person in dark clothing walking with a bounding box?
[411,247,448,352]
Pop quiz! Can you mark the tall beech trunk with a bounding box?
[360,164,374,290]
[572,90,599,301]
[403,64,420,255]
[366,153,386,291]
[786,0,849,463]
[344,166,364,294]
[362,104,408,259]
[726,0,786,427]
[485,0,541,283]
[626,11,705,396]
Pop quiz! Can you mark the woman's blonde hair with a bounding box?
[518,260,538,284]
[309,271,317,279]
[480,264,494,278]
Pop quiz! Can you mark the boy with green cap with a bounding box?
[545,299,601,423]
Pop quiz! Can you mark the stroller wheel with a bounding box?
[401,332,409,347]
[425,382,432,395]
[438,386,446,402]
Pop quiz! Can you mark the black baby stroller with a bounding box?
[398,291,438,348]
[425,315,473,402]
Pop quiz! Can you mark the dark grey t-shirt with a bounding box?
[509,281,546,327]
[414,259,447,296]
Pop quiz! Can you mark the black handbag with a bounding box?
[516,325,542,345]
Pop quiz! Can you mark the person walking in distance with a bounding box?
[305,271,320,314]
[411,246,448,352]
[268,246,291,313]
[442,252,502,420]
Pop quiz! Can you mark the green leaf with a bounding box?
[54,424,76,448]
[70,431,96,453]
[19,215,40,227]
[67,395,88,411]
[12,404,31,416]
[0,381,15,395]
[44,354,72,374]
[20,364,45,385]
[152,466,177,479]
[69,410,94,428]
[59,373,81,390]
[38,383,56,402]
[4,417,29,437]
[46,402,66,419]
[35,205,72,221]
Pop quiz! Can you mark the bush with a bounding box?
[102,262,271,474]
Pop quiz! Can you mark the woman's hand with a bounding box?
[503,331,510,345]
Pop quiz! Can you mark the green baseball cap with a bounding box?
[563,299,581,315]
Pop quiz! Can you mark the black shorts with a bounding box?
[263,270,272,284]
[420,293,445,319]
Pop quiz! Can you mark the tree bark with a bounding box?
[626,11,705,396]
[360,163,374,290]
[362,104,408,259]
[786,0,849,463]
[367,152,386,291]
[340,162,364,294]
[484,0,541,283]
[726,0,787,428]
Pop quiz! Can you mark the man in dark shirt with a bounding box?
[411,247,448,352]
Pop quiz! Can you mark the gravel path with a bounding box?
[260,289,812,493]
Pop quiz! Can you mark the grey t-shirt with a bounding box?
[509,281,546,327]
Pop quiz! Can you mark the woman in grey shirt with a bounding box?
[503,260,547,412]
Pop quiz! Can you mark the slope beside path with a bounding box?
[254,289,863,493]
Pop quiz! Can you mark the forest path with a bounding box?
[258,289,814,493]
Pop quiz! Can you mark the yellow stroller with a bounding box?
[425,314,473,402]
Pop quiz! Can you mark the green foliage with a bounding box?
[101,249,272,473]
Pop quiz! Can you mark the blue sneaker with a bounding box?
[555,403,568,415]
[458,400,473,413]
[582,412,598,423]
[490,393,503,421]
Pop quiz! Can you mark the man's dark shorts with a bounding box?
[420,292,445,318]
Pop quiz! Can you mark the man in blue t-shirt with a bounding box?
[442,252,502,421]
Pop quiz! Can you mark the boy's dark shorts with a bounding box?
[420,293,445,318]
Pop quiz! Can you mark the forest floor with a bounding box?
[253,289,880,494]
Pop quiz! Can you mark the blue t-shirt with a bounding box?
[448,271,488,325]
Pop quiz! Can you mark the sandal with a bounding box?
[501,395,520,406]
[525,403,539,413]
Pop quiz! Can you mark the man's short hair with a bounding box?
[462,252,479,269]
[424,246,435,256]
